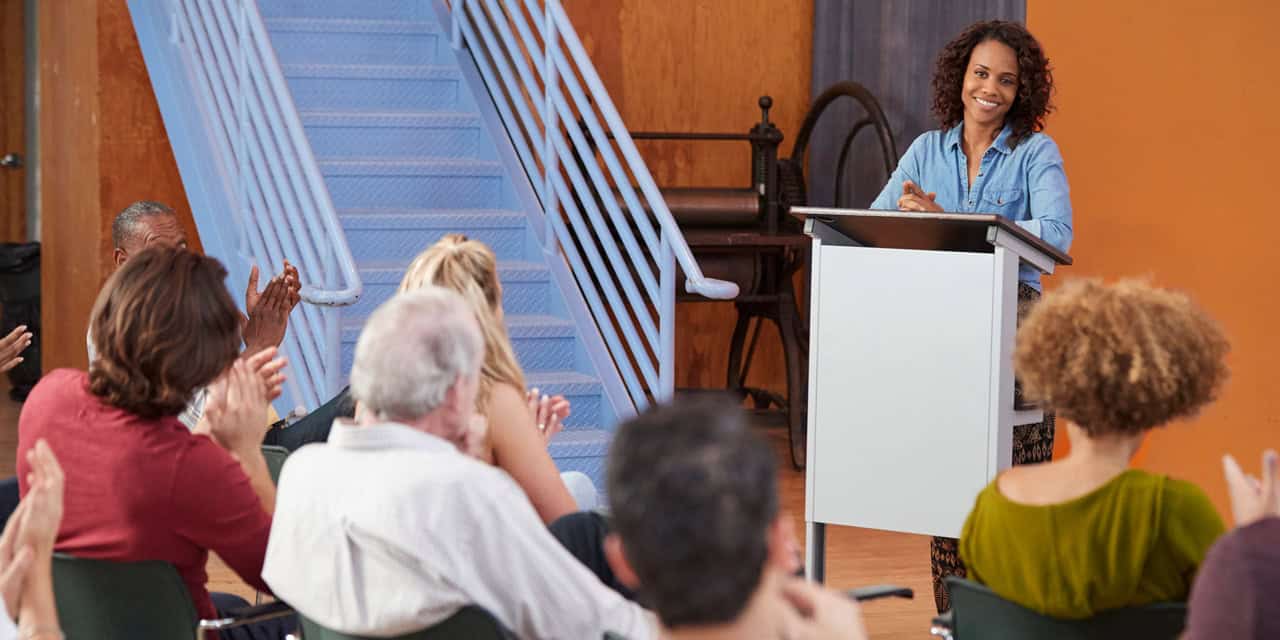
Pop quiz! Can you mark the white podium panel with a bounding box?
[807,247,995,539]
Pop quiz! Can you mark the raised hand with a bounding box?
[20,441,64,556]
[204,349,283,455]
[526,387,569,447]
[897,180,942,213]
[0,326,32,373]
[780,577,869,640]
[1223,449,1280,527]
[243,262,302,355]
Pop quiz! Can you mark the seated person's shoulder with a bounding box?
[485,381,527,415]
[1156,474,1226,545]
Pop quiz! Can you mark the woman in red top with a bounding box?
[17,247,291,639]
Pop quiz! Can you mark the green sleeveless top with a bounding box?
[959,469,1225,619]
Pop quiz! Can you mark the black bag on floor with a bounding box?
[0,243,41,401]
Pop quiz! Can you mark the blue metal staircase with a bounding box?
[256,0,622,485]
[130,0,739,489]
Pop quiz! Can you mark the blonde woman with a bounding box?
[397,234,595,523]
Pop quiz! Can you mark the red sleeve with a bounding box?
[168,438,273,594]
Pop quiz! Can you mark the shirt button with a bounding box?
[968,200,975,206]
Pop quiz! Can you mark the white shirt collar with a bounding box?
[326,419,460,455]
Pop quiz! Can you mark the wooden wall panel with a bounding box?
[1028,0,1280,516]
[97,0,198,258]
[39,0,195,373]
[0,0,26,241]
[39,0,103,372]
[563,0,814,393]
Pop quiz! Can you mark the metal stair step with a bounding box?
[319,158,509,209]
[340,208,527,263]
[281,64,470,112]
[303,111,486,159]
[267,18,445,66]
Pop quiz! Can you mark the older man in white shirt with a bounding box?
[262,287,655,640]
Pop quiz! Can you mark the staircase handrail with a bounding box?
[167,0,363,407]
[451,0,737,407]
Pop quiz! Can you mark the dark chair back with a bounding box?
[261,444,290,485]
[945,577,1187,639]
[299,606,515,639]
[51,553,198,640]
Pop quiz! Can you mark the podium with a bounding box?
[791,207,1072,582]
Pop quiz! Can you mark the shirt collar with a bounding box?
[327,419,459,454]
[946,123,1015,156]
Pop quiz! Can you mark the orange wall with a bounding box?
[1028,0,1280,516]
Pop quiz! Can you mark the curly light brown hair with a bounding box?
[931,20,1054,148]
[89,246,242,419]
[1014,279,1230,437]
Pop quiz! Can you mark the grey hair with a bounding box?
[112,201,175,249]
[350,287,483,423]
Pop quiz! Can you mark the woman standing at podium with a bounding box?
[869,19,1073,613]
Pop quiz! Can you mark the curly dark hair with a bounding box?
[89,247,241,419]
[931,20,1054,148]
[1014,279,1230,438]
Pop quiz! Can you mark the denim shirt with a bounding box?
[870,124,1073,290]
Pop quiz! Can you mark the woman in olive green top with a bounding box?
[959,279,1230,618]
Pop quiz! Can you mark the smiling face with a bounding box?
[962,39,1019,129]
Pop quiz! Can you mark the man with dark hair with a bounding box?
[604,401,868,639]
[92,200,301,429]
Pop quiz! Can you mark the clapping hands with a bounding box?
[242,262,302,356]
[203,348,287,455]
[1223,449,1280,528]
[0,440,64,617]
[0,326,32,374]
[896,180,943,213]
[526,388,570,447]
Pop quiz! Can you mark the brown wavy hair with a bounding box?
[931,20,1054,148]
[1014,279,1230,438]
[89,247,242,419]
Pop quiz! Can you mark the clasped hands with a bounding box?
[896,180,944,213]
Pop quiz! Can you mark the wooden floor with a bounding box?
[0,390,937,638]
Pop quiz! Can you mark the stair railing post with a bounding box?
[658,234,675,402]
[235,0,250,259]
[542,1,559,257]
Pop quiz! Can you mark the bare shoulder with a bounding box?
[483,382,532,436]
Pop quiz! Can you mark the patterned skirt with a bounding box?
[929,282,1055,613]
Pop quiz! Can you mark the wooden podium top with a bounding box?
[790,207,1073,266]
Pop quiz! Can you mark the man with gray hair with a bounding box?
[262,287,655,640]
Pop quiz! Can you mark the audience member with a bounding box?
[397,234,591,518]
[263,287,654,639]
[604,400,867,640]
[959,279,1230,618]
[0,440,64,640]
[92,200,300,429]
[18,247,293,639]
[1183,450,1280,639]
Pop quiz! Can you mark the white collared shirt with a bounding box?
[262,420,656,640]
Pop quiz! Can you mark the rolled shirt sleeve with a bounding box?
[1014,136,1073,254]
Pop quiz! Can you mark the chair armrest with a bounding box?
[198,600,295,638]
[929,610,954,639]
[846,584,914,602]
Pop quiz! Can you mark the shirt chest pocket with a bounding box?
[981,188,1026,217]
